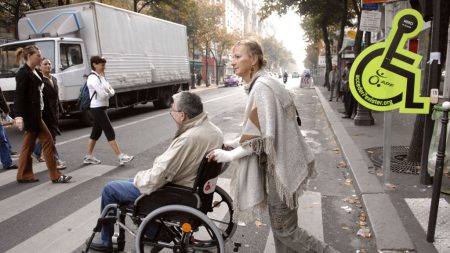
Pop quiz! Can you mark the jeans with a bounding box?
[34,138,60,161]
[0,124,12,168]
[267,176,338,253]
[100,179,141,246]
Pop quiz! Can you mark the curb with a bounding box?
[315,87,415,252]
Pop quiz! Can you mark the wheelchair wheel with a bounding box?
[136,205,224,253]
[207,186,236,241]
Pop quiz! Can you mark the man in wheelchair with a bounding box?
[87,91,223,252]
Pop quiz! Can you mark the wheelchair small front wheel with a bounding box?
[135,205,225,253]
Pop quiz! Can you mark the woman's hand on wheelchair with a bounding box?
[207,149,233,163]
[207,146,252,163]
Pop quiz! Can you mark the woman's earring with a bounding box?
[250,65,255,77]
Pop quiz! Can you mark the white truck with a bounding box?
[0,2,190,123]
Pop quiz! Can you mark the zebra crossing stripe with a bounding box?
[264,191,323,253]
[405,198,450,253]
[5,176,231,252]
[0,162,48,187]
[6,198,100,253]
[0,164,116,223]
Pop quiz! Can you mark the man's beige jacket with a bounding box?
[134,112,223,194]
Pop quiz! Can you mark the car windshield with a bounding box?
[0,41,55,78]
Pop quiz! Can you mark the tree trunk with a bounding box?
[321,18,331,89]
[337,0,348,78]
[407,115,426,162]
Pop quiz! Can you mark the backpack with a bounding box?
[78,73,99,111]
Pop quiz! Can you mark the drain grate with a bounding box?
[366,146,420,174]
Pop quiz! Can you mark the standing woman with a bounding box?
[33,58,67,169]
[208,39,338,253]
[83,56,133,165]
[14,45,72,183]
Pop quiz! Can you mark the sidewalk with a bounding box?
[315,80,450,253]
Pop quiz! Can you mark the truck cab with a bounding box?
[0,37,87,115]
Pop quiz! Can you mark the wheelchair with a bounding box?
[84,157,237,253]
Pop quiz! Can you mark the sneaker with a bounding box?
[10,151,19,158]
[118,153,134,165]
[57,160,67,170]
[32,153,45,162]
[83,155,101,165]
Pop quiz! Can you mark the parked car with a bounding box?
[292,72,300,78]
[224,75,240,87]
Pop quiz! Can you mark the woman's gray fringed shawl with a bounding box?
[230,71,316,222]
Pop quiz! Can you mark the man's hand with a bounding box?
[14,117,24,131]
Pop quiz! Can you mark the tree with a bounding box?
[260,36,295,71]
[210,28,240,85]
[260,0,343,88]
[0,0,85,39]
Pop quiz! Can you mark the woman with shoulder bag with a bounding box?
[83,56,133,165]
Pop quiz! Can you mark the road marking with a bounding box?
[6,177,231,253]
[0,165,116,223]
[0,162,48,187]
[6,198,100,253]
[264,191,323,253]
[405,198,450,253]
[56,91,242,146]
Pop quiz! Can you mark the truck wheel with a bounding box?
[153,88,172,109]
[79,110,94,126]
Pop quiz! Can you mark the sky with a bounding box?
[265,10,306,72]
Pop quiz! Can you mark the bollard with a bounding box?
[426,101,450,242]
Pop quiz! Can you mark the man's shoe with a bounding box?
[10,151,19,158]
[118,153,134,165]
[4,164,18,170]
[86,238,112,252]
[83,155,101,165]
[342,115,351,119]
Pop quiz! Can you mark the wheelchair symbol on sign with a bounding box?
[349,9,430,114]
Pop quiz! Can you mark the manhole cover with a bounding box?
[366,146,420,174]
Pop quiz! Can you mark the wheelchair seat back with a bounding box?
[133,185,199,217]
[193,157,222,213]
[133,156,222,217]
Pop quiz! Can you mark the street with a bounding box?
[0,78,381,253]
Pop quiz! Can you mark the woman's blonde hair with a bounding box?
[15,45,40,64]
[233,39,268,68]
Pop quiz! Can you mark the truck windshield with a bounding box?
[0,41,55,78]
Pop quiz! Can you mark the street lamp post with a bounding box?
[191,35,196,89]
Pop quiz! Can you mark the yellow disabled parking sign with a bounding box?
[349,9,430,114]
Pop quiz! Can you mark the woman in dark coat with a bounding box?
[14,45,71,183]
[32,58,66,169]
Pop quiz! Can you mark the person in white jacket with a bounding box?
[83,56,133,165]
[86,91,223,252]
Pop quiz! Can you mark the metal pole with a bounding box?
[426,101,450,242]
[420,0,443,185]
[191,36,196,89]
[383,111,392,186]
